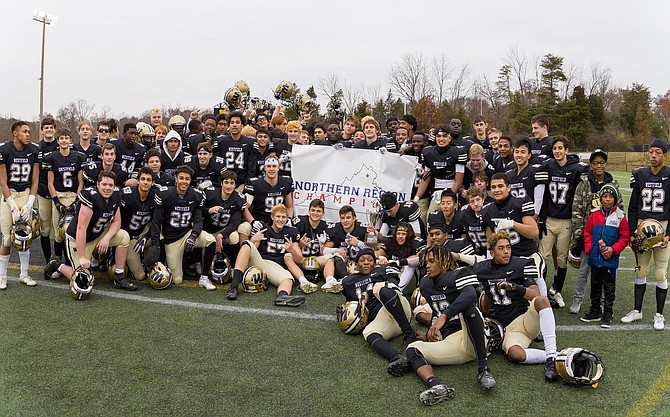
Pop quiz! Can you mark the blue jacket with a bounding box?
[584,206,630,269]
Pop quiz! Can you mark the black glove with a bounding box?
[538,219,547,239]
[53,197,65,215]
[496,280,517,292]
[133,234,148,253]
[143,245,160,267]
[184,234,197,252]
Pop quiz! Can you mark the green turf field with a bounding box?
[1,171,668,417]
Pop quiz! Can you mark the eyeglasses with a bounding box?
[98,129,109,133]
[591,161,606,166]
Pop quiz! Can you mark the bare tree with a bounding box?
[93,105,113,124]
[431,53,453,105]
[562,63,583,101]
[450,64,472,103]
[56,99,95,140]
[388,53,430,104]
[317,72,341,102]
[585,63,612,98]
[478,74,503,117]
[342,82,363,115]
[364,83,384,106]
[503,47,529,98]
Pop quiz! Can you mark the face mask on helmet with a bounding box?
[242,266,267,293]
[149,262,172,290]
[70,266,95,300]
[210,253,232,284]
[300,257,321,283]
[336,301,368,334]
[11,222,33,251]
[555,347,605,387]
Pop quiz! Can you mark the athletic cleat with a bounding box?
[569,299,582,314]
[199,277,216,291]
[547,289,559,308]
[554,292,565,308]
[600,317,612,329]
[419,384,455,406]
[544,357,558,382]
[114,277,138,291]
[19,274,37,287]
[227,285,238,300]
[477,368,496,389]
[44,257,62,280]
[299,281,318,294]
[321,279,342,293]
[621,309,643,323]
[580,310,601,323]
[274,294,305,307]
[0,275,6,290]
[653,313,665,331]
[387,354,409,377]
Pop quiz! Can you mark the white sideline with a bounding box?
[7,276,667,331]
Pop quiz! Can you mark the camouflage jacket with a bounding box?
[571,171,623,240]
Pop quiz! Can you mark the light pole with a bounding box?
[32,9,57,127]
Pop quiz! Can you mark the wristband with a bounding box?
[27,195,35,206]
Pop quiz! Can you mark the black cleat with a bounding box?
[477,368,496,389]
[227,285,238,300]
[544,357,558,382]
[387,354,410,377]
[114,277,138,291]
[274,294,305,307]
[44,257,62,280]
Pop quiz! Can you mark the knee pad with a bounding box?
[406,347,428,371]
[378,286,397,304]
[365,332,383,344]
[334,256,348,278]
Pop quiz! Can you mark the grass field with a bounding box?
[1,171,669,417]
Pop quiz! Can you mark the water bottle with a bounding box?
[598,239,607,253]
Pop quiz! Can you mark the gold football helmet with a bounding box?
[11,221,33,251]
[31,207,41,239]
[70,266,94,300]
[632,219,665,252]
[298,93,314,110]
[210,253,232,284]
[336,301,368,334]
[242,266,267,293]
[274,80,294,100]
[410,287,427,310]
[149,262,173,290]
[168,115,187,129]
[57,206,76,242]
[555,347,605,388]
[225,87,243,106]
[483,317,505,353]
[301,257,321,283]
[567,247,581,269]
[234,80,250,95]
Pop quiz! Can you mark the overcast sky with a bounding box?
[1,0,668,121]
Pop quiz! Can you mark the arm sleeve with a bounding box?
[533,184,545,215]
[151,206,164,247]
[628,172,639,235]
[444,285,477,319]
[222,209,242,237]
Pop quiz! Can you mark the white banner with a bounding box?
[291,146,418,223]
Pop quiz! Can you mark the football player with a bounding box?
[405,245,495,406]
[83,143,129,188]
[36,116,58,261]
[506,138,548,217]
[374,191,423,240]
[340,248,416,377]
[482,173,546,295]
[321,205,369,293]
[426,190,465,240]
[273,120,302,176]
[491,135,515,173]
[569,149,622,313]
[112,124,145,183]
[353,117,389,151]
[202,170,248,252]
[141,148,174,188]
[375,222,421,292]
[44,127,87,260]
[244,156,293,226]
[401,132,429,224]
[137,122,157,150]
[187,142,226,189]
[73,120,102,163]
[150,108,163,129]
[461,187,489,256]
[314,124,352,148]
[485,128,501,163]
[293,199,331,278]
[622,139,670,330]
[45,171,136,291]
[94,120,111,147]
[215,111,255,192]
[539,137,588,308]
[150,165,217,290]
[247,128,274,180]
[415,126,467,214]
[120,167,155,281]
[160,130,190,177]
[473,231,559,382]
[226,204,308,304]
[460,144,495,204]
[214,114,228,137]
[0,121,40,289]
[529,114,554,163]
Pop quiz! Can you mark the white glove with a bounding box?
[197,180,212,191]
[378,147,387,154]
[493,218,515,232]
[332,143,344,150]
[278,153,292,164]
[6,197,21,223]
[251,220,264,234]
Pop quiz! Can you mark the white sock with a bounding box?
[522,348,547,364]
[325,276,335,283]
[298,277,308,285]
[539,308,557,357]
[0,254,9,276]
[19,250,30,276]
[200,275,209,281]
[535,277,548,296]
[115,268,124,275]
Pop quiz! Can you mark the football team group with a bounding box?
[1,104,667,406]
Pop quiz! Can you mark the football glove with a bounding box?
[251,220,264,234]
[493,218,515,232]
[495,280,517,292]
[6,197,21,223]
[538,219,547,238]
[184,234,197,252]
[143,245,160,268]
[278,153,292,164]
[197,180,212,191]
[19,195,35,222]
[133,234,149,253]
[332,143,344,150]
[385,263,401,277]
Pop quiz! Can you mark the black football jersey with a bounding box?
[113,139,145,175]
[37,140,59,197]
[0,141,39,192]
[542,155,588,219]
[421,144,468,191]
[460,205,488,255]
[629,165,670,236]
[187,133,215,156]
[474,256,539,327]
[153,186,205,244]
[272,139,296,176]
[160,152,191,177]
[416,266,479,337]
[83,161,128,188]
[120,186,155,239]
[247,142,274,180]
[381,201,424,236]
[325,221,368,259]
[65,187,122,242]
[506,163,548,201]
[202,187,247,235]
[42,150,88,193]
[427,210,465,240]
[342,265,400,321]
[293,215,329,257]
[245,176,294,224]
[529,136,553,163]
[257,224,300,266]
[313,139,353,148]
[215,134,255,185]
[187,156,227,188]
[482,194,537,257]
[491,155,516,174]
[73,143,102,164]
[353,138,388,150]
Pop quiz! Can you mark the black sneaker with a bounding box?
[581,310,601,323]
[477,368,496,389]
[227,285,238,300]
[600,317,612,329]
[387,354,409,377]
[114,277,138,291]
[274,294,305,307]
[44,257,62,280]
[544,357,558,382]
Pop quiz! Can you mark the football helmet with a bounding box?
[298,93,314,110]
[31,207,41,239]
[57,206,76,242]
[567,246,581,269]
[148,262,173,290]
[210,253,232,284]
[11,221,33,251]
[410,287,427,309]
[274,80,294,100]
[301,257,321,283]
[234,80,250,95]
[554,347,605,387]
[70,266,94,300]
[168,115,187,130]
[336,301,368,334]
[483,317,505,353]
[632,219,665,253]
[242,266,268,293]
[225,87,243,106]
[137,122,156,146]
